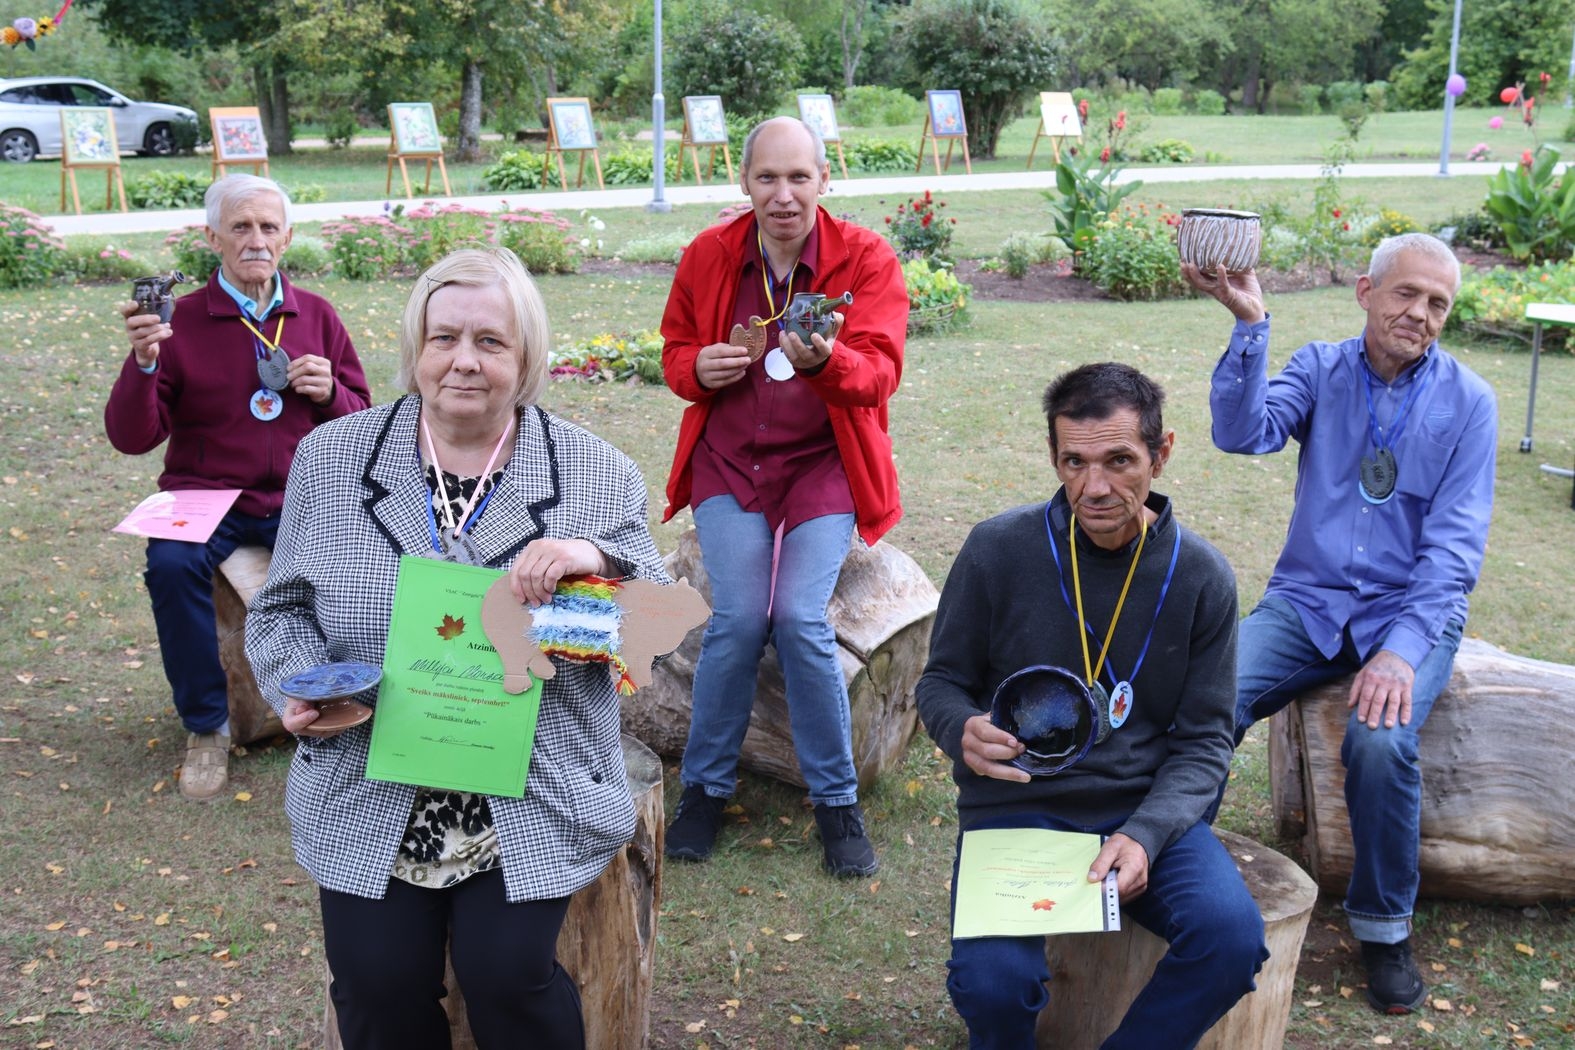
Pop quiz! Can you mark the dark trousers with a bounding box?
[144,509,278,733]
[319,870,583,1050]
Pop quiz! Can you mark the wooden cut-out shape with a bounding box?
[480,575,711,695]
[729,316,769,361]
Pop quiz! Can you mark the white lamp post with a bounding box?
[648,0,672,213]
[1438,0,1464,175]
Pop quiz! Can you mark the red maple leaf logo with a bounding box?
[434,614,465,640]
[1031,899,1056,912]
[171,520,188,527]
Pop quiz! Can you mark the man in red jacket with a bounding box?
[659,116,908,876]
[106,174,371,800]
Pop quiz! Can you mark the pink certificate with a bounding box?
[112,489,243,543]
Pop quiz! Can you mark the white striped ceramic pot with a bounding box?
[1176,209,1262,274]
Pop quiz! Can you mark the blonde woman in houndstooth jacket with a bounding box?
[245,248,669,1050]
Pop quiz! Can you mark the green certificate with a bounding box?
[952,828,1121,939]
[366,556,542,797]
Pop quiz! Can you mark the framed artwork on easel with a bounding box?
[679,96,734,184]
[917,89,972,175]
[385,102,452,198]
[1027,91,1082,169]
[543,97,604,191]
[209,107,270,178]
[796,93,849,179]
[59,108,127,214]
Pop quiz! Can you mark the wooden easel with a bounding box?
[542,97,605,191]
[827,139,850,181]
[385,104,451,198]
[1027,91,1082,169]
[58,110,127,215]
[679,124,733,184]
[915,115,972,175]
[209,107,270,179]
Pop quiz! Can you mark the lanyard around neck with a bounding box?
[1360,351,1431,452]
[237,313,286,363]
[755,228,796,327]
[1044,502,1181,689]
[420,414,512,537]
[1070,513,1145,688]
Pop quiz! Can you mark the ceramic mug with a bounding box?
[1176,209,1261,274]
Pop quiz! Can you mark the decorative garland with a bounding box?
[4,0,69,50]
[528,575,637,695]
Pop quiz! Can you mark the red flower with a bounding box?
[1332,208,1341,218]
[1077,98,1089,120]
[1100,146,1111,162]
[1522,149,1535,167]
[1542,71,1553,84]
[924,189,932,201]
[921,213,932,227]
[1342,223,1350,231]
[1115,110,1127,131]
[884,216,892,224]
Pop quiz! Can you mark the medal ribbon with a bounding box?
[237,313,287,367]
[754,228,796,328]
[1069,514,1145,688]
[1044,502,1181,690]
[419,415,512,552]
[1359,350,1432,453]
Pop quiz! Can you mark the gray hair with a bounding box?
[741,116,827,174]
[204,173,293,232]
[1368,233,1460,294]
[396,248,552,411]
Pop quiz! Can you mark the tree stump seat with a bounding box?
[1269,638,1575,904]
[621,527,939,790]
[1035,829,1317,1050]
[324,734,665,1049]
[213,544,282,744]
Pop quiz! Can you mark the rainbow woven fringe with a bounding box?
[530,576,637,695]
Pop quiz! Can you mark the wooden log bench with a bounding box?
[620,527,939,791]
[1269,637,1575,904]
[1035,829,1317,1050]
[324,734,664,1050]
[213,544,282,745]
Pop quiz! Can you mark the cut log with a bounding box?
[1035,829,1317,1050]
[213,544,282,745]
[1268,637,1575,903]
[324,734,663,1049]
[620,527,939,791]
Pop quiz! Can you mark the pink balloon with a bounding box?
[1489,116,1504,129]
[1446,74,1467,97]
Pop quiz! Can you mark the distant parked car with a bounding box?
[0,76,198,163]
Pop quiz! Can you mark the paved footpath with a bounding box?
[40,160,1513,238]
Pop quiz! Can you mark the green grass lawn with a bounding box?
[2,186,1573,1048]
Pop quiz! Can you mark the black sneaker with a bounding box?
[813,802,880,878]
[665,785,727,862]
[1360,938,1428,1014]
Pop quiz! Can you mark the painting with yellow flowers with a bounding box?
[60,107,119,165]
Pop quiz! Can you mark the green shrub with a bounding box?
[323,107,359,149]
[1082,206,1186,301]
[1191,89,1226,116]
[1000,232,1036,278]
[903,257,970,334]
[600,145,681,185]
[481,150,545,192]
[1363,81,1389,113]
[1326,81,1365,110]
[318,215,413,280]
[402,203,494,270]
[1448,260,1575,350]
[493,208,580,274]
[171,113,201,154]
[1152,88,1184,115]
[281,235,332,276]
[840,85,924,127]
[1361,207,1421,247]
[617,231,691,264]
[1436,210,1505,251]
[1298,84,1325,114]
[127,170,210,210]
[551,330,664,383]
[885,189,955,264]
[1483,145,1575,262]
[1045,147,1142,257]
[1138,138,1195,164]
[845,139,918,173]
[64,242,148,281]
[286,183,328,204]
[671,0,805,119]
[164,225,221,281]
[1256,140,1365,283]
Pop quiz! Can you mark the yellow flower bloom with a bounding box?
[37,16,54,34]
[1,26,20,45]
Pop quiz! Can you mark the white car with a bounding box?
[0,76,198,162]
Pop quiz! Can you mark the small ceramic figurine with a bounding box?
[783,291,853,343]
[131,270,190,324]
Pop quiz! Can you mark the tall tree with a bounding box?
[1390,0,1575,109]
[1051,0,1227,91]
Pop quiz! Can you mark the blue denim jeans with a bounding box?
[145,509,279,734]
[1234,595,1463,944]
[946,815,1266,1049]
[680,496,858,806]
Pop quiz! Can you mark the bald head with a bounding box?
[741,117,827,175]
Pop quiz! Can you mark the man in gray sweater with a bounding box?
[917,363,1266,1049]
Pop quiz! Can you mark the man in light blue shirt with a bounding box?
[1184,233,1496,1016]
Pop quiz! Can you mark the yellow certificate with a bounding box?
[952,828,1121,939]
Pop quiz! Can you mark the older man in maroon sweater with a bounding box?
[106,174,371,800]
